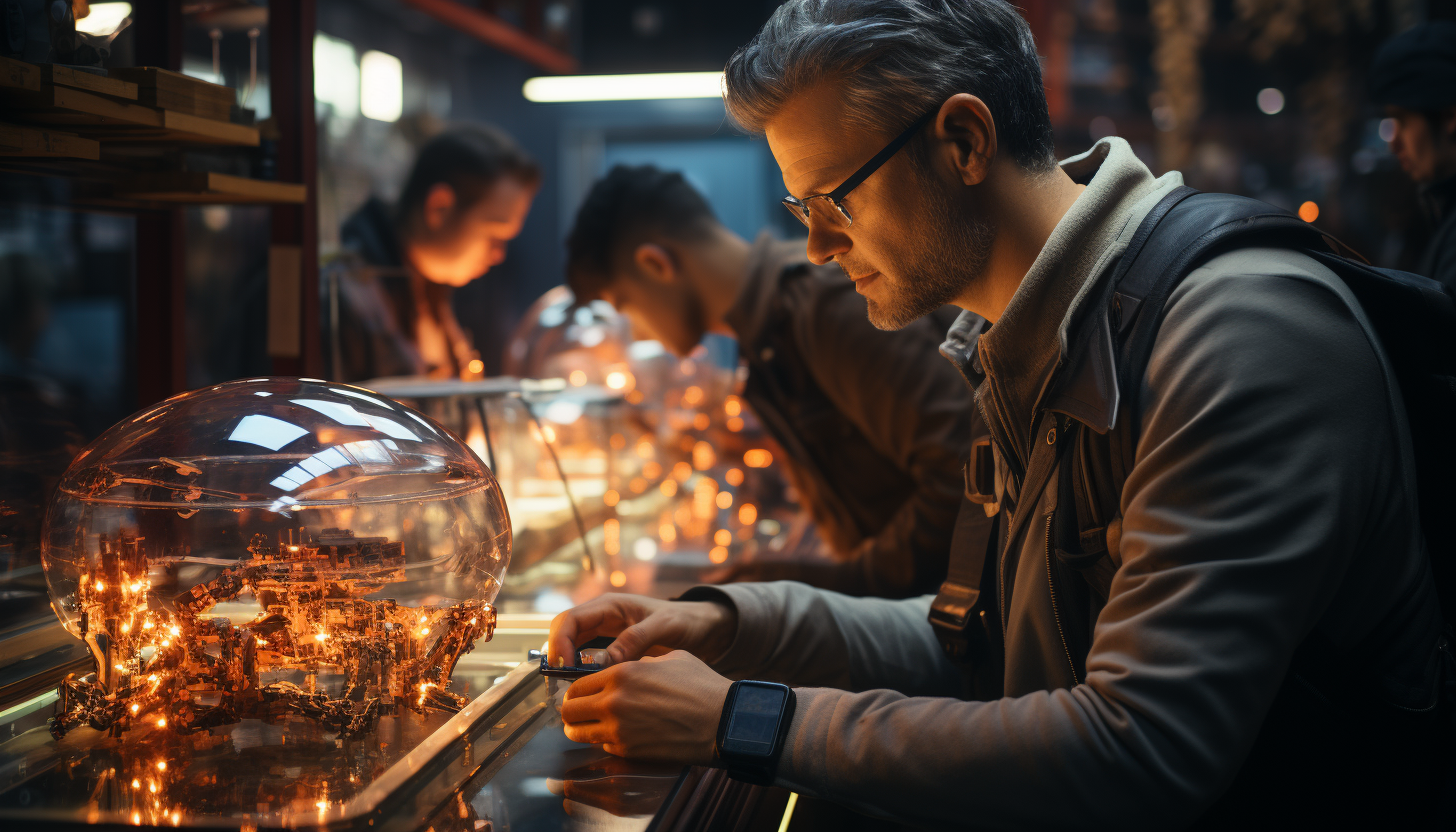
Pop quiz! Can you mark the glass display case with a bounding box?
[0,376,797,831]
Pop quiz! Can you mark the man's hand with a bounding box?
[560,650,731,764]
[546,593,736,668]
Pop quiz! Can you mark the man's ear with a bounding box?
[934,93,998,187]
[632,243,677,286]
[423,183,457,232]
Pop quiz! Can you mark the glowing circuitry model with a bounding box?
[52,529,494,740]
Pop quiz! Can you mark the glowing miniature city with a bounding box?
[53,527,494,740]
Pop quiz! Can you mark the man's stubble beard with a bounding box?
[861,175,995,331]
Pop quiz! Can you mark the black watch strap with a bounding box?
[714,680,797,786]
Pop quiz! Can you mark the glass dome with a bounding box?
[41,377,511,738]
[504,286,637,392]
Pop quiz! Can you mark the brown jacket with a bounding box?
[723,234,981,597]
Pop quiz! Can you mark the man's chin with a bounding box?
[864,297,916,331]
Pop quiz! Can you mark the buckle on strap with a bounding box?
[930,581,980,661]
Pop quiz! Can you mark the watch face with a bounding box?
[722,683,788,755]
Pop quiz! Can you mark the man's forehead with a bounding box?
[765,85,887,194]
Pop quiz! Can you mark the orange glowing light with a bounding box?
[659,523,677,543]
[609,570,627,587]
[743,449,773,468]
[132,779,140,789]
[692,441,716,470]
[95,581,105,591]
[289,545,299,552]
[143,620,155,630]
[168,625,180,637]
[725,468,744,486]
[627,389,645,404]
[1298,201,1319,223]
[610,433,627,449]
[121,623,131,633]
[709,546,729,564]
[691,412,709,430]
[156,717,167,728]
[630,477,648,493]
[716,490,733,509]
[542,425,557,443]
[605,370,633,390]
[727,416,744,432]
[604,489,620,507]
[673,461,693,481]
[714,529,732,546]
[725,397,742,417]
[605,519,621,555]
[156,760,167,771]
[660,479,678,497]
[315,632,329,642]
[467,358,485,375]
[133,812,141,824]
[643,460,663,479]
[739,504,758,525]
[636,440,655,458]
[149,782,157,793]
[569,370,588,387]
[420,627,431,636]
[130,703,140,714]
[683,385,704,406]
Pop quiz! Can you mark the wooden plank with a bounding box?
[39,64,139,100]
[0,56,41,92]
[113,171,306,203]
[3,84,164,128]
[109,66,235,103]
[135,86,233,119]
[0,122,100,159]
[5,84,258,144]
[157,109,257,145]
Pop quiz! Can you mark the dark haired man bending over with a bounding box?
[566,164,981,598]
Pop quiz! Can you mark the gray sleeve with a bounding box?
[679,582,966,697]
[763,255,1411,828]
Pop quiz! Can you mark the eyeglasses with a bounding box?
[781,108,938,229]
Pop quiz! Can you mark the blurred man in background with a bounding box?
[324,125,539,382]
[1371,20,1456,291]
[565,164,981,598]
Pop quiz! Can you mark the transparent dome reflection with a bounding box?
[41,378,511,738]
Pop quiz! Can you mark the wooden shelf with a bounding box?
[112,171,307,204]
[3,83,258,145]
[40,64,138,100]
[110,66,235,120]
[0,123,100,159]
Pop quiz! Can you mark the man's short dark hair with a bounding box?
[396,124,540,236]
[565,165,720,301]
[723,0,1056,172]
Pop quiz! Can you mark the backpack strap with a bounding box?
[1059,188,1335,596]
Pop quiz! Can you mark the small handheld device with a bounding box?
[533,636,614,679]
[714,680,796,785]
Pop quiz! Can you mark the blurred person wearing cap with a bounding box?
[565,164,982,599]
[323,124,540,382]
[1371,20,1456,291]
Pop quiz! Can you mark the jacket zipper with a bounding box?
[1045,513,1080,686]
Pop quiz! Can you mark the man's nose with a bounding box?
[805,222,851,266]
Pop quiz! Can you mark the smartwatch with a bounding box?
[714,680,796,785]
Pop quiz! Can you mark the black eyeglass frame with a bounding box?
[781,108,939,228]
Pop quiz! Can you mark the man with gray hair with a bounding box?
[546,1,1449,827]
